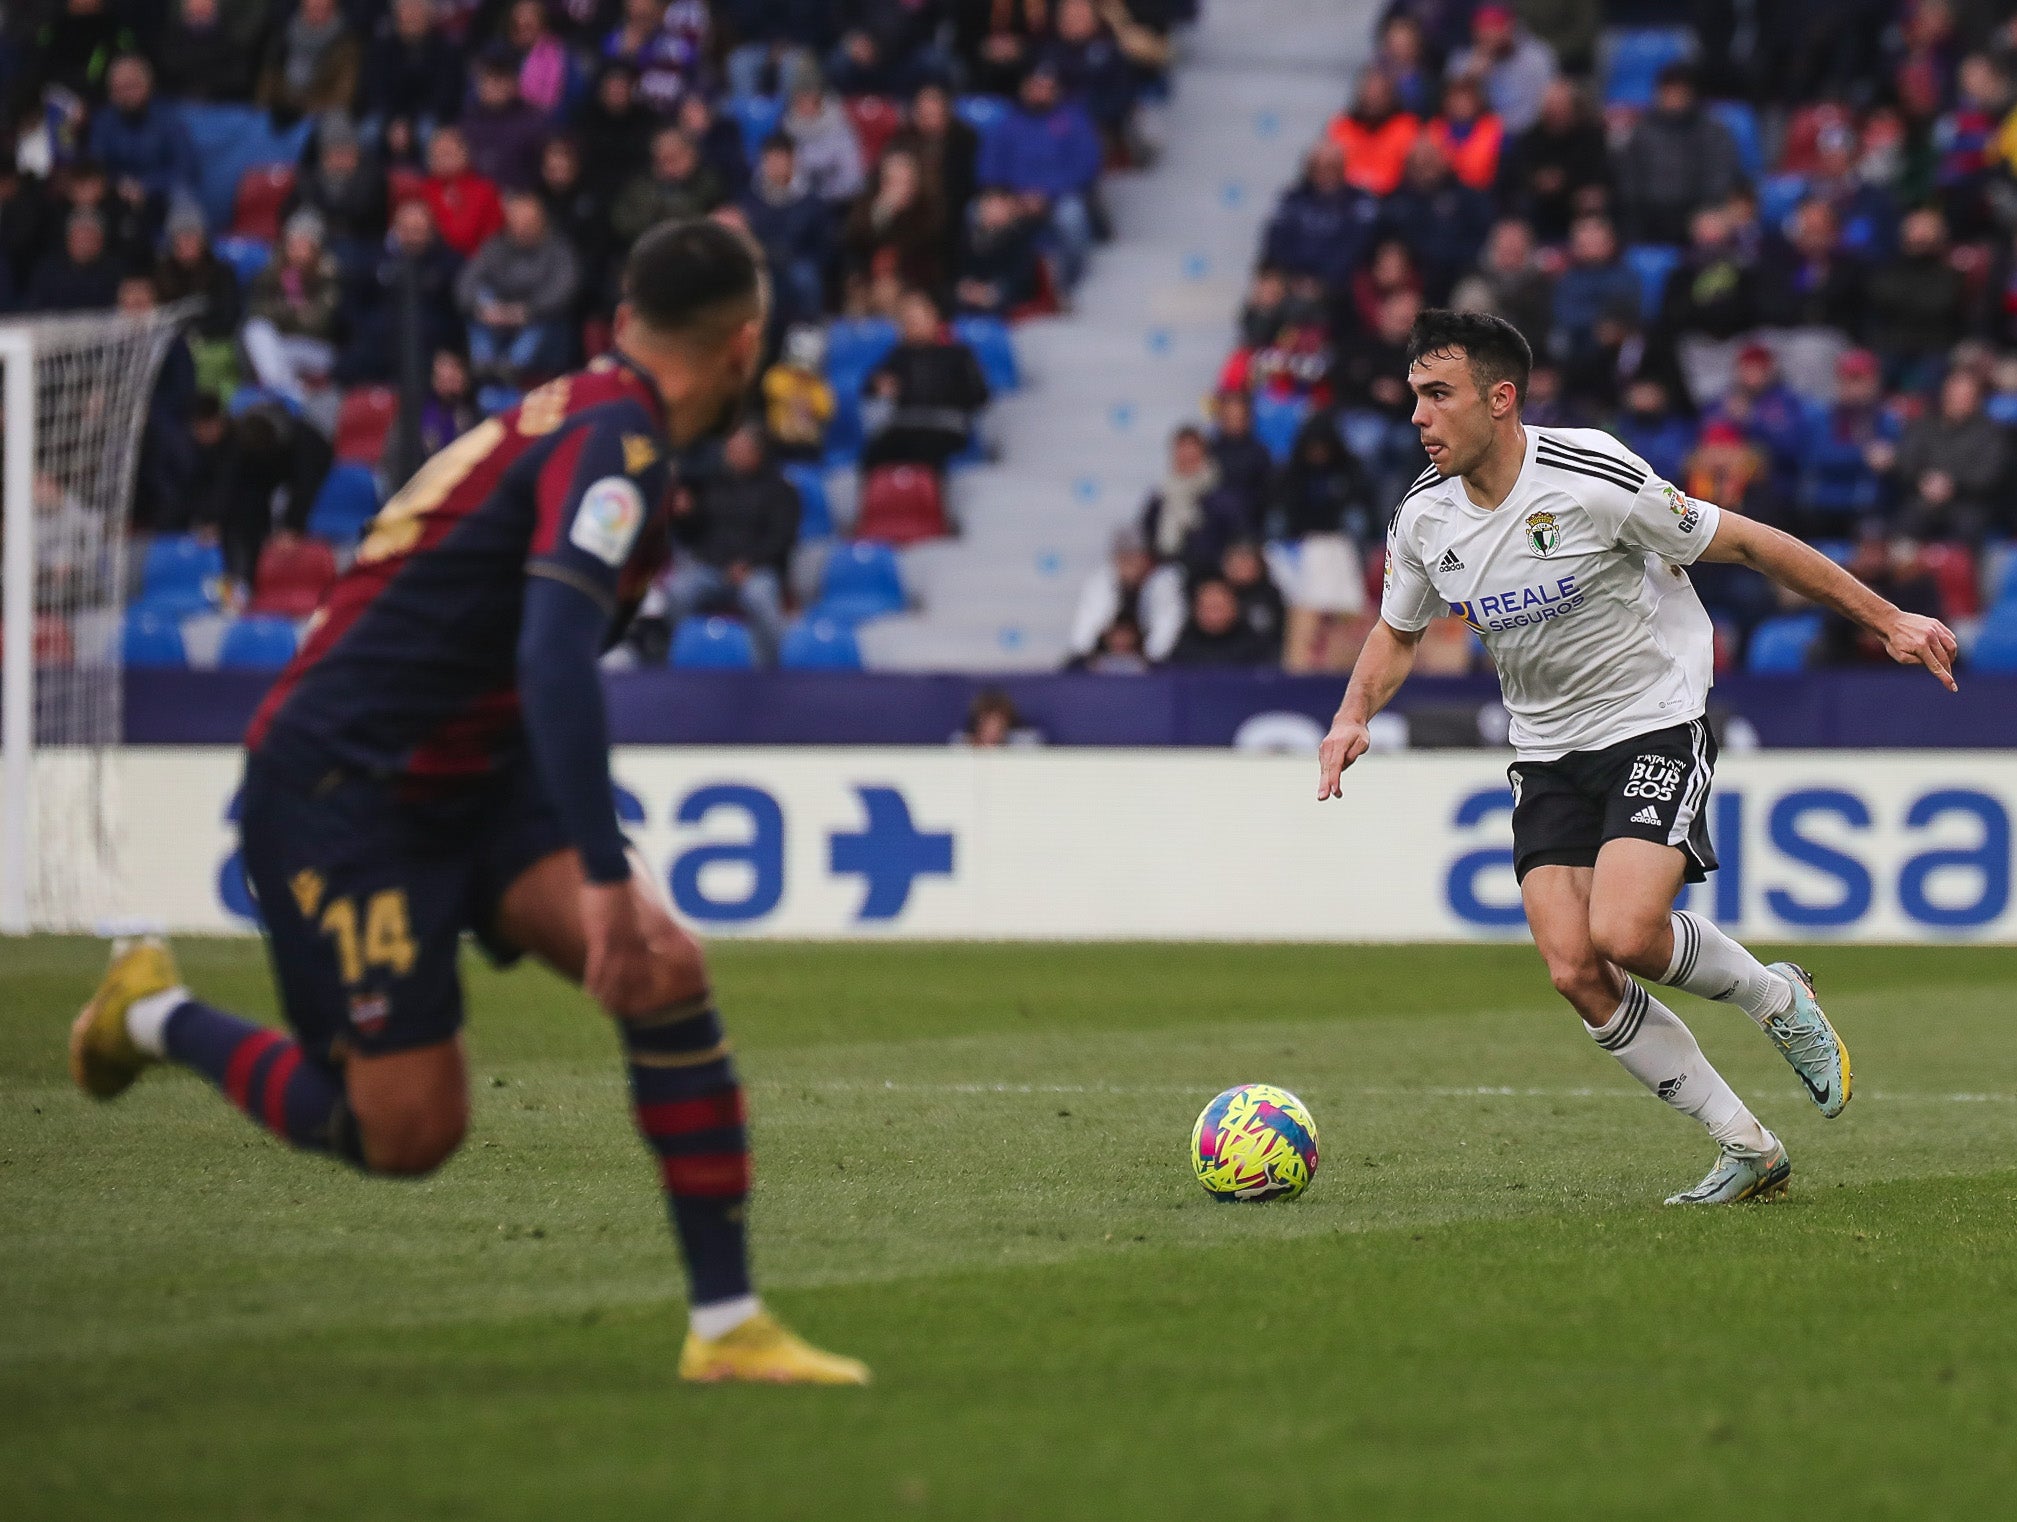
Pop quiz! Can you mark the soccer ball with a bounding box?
[1190,1084,1319,1201]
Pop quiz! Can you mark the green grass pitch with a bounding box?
[5,936,2017,1519]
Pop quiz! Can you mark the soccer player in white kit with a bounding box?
[1317,311,1960,1203]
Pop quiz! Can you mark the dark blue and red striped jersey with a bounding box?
[248,355,676,785]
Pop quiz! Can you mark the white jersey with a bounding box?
[1380,425,1721,760]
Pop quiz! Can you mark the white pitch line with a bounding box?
[754,1079,2017,1105]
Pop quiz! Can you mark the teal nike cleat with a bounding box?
[1762,962,1852,1118]
[1665,1136,1791,1205]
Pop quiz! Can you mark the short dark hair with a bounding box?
[623,218,764,337]
[1405,307,1532,406]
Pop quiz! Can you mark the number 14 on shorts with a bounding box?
[292,873,418,986]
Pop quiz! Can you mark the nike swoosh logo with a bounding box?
[1795,1066,1831,1106]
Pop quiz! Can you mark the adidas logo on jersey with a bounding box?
[1437,549,1465,572]
[1630,805,1662,826]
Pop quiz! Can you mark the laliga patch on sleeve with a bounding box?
[569,477,646,566]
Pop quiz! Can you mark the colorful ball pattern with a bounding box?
[1190,1083,1320,1201]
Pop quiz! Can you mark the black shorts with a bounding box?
[1508,718,1719,885]
[237,755,573,1065]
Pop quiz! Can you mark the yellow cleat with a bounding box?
[677,1311,871,1386]
[69,937,180,1100]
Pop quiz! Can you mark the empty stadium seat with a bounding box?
[1919,542,1980,620]
[781,462,835,539]
[729,95,785,161]
[306,463,381,542]
[779,616,864,670]
[136,535,223,616]
[671,615,757,669]
[334,386,399,465]
[1759,173,1808,232]
[952,315,1019,393]
[843,95,905,165]
[855,463,947,545]
[1971,614,2017,673]
[176,101,313,231]
[1624,245,1682,320]
[249,535,338,618]
[215,236,273,288]
[1747,612,1824,673]
[825,317,899,379]
[1709,101,1762,179]
[1990,553,2017,611]
[812,540,905,623]
[1252,393,1310,461]
[955,95,1008,133]
[216,615,300,669]
[1602,28,1696,107]
[122,609,189,668]
[232,164,296,241]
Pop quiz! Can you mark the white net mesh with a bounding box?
[2,305,193,931]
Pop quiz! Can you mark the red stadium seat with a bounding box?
[34,613,74,668]
[388,166,428,208]
[231,165,297,241]
[1920,542,1981,620]
[854,464,948,546]
[334,386,398,465]
[249,535,338,618]
[843,96,906,167]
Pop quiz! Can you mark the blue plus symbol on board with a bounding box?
[828,786,955,920]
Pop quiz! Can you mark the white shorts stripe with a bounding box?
[1667,718,1712,853]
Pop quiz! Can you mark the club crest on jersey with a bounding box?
[1525,508,1560,558]
[570,477,645,566]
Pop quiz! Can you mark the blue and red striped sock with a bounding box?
[621,1000,753,1309]
[162,1000,362,1162]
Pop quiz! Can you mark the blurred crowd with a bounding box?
[6,0,1188,669]
[1071,0,2017,678]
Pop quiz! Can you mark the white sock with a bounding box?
[689,1294,762,1340]
[1661,911,1794,1026]
[1591,982,1772,1153]
[125,986,191,1058]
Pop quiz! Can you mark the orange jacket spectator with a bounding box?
[1326,72,1420,197]
[1426,78,1504,191]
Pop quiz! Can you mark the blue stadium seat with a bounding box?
[1747,612,1824,673]
[142,535,224,599]
[1991,554,2017,611]
[671,615,757,669]
[1252,393,1310,462]
[176,101,313,232]
[1710,101,1763,180]
[226,385,303,419]
[216,615,300,669]
[779,616,864,670]
[955,95,1009,134]
[728,96,784,162]
[1759,174,1808,233]
[781,462,834,539]
[121,609,189,669]
[1602,28,1696,107]
[811,541,905,624]
[952,315,1019,393]
[824,317,898,379]
[822,385,865,467]
[1971,614,2017,672]
[1624,245,1682,320]
[214,235,272,288]
[306,463,380,542]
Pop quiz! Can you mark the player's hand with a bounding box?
[1316,720,1370,800]
[1883,611,1959,692]
[580,878,671,1019]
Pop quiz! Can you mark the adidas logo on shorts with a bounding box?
[1630,805,1662,826]
[1437,549,1465,572]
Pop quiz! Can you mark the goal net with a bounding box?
[1,305,194,933]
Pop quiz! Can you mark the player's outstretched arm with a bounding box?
[1318,618,1424,800]
[1696,514,1959,691]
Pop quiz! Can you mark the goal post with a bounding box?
[0,304,196,934]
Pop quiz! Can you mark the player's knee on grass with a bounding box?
[358,1098,469,1176]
